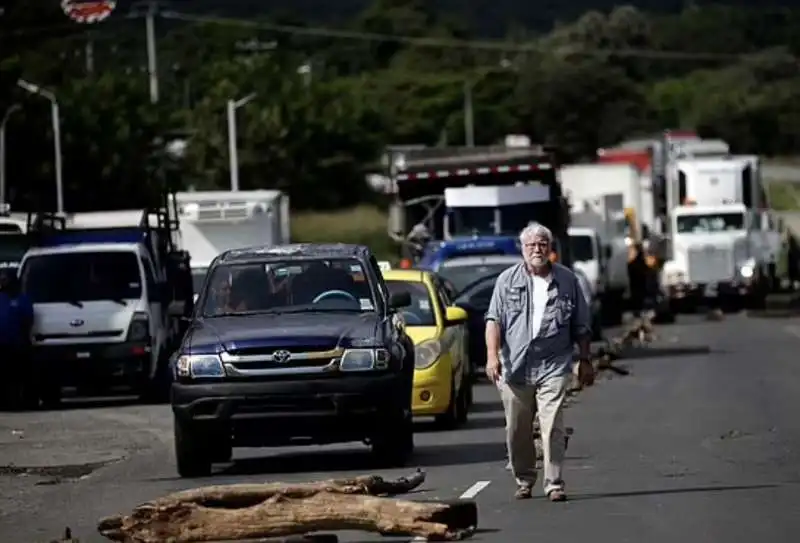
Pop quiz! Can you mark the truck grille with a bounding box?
[687,246,734,283]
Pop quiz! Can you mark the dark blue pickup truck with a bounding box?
[170,243,415,477]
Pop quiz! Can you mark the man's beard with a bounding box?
[529,255,546,267]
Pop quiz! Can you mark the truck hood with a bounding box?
[673,232,745,252]
[182,312,382,354]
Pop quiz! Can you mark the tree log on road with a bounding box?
[97,470,478,542]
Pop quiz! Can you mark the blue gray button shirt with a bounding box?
[485,262,591,386]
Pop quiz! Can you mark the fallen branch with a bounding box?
[98,470,478,542]
[98,492,477,542]
[152,469,426,508]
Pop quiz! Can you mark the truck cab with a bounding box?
[17,204,193,404]
[661,202,766,309]
[388,145,571,269]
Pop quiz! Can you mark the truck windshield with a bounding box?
[438,255,520,292]
[676,212,744,233]
[569,235,595,263]
[21,251,143,303]
[201,258,377,316]
[449,203,559,237]
[384,280,436,326]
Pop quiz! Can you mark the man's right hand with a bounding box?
[485,355,501,383]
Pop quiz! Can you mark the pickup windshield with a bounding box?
[437,255,520,292]
[201,258,377,316]
[21,251,142,303]
[676,212,745,233]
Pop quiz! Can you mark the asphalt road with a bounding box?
[2,313,800,542]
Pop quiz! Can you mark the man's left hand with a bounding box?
[577,358,595,387]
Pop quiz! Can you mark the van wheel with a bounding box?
[39,380,62,409]
[174,416,212,478]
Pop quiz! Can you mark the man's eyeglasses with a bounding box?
[523,242,550,249]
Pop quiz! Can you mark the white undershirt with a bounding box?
[530,274,551,339]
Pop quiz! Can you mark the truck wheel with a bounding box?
[371,411,414,467]
[174,416,212,478]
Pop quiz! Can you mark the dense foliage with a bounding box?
[2,0,800,211]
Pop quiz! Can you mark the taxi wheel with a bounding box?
[434,376,462,429]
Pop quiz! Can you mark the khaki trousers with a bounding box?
[499,374,570,495]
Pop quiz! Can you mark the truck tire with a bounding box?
[174,416,213,478]
[371,411,414,467]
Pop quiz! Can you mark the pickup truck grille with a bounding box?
[687,246,734,283]
[226,344,338,357]
[222,346,344,375]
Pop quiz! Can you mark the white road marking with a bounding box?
[459,480,491,499]
[784,325,800,339]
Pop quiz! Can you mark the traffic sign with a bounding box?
[61,1,116,23]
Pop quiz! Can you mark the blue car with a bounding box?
[170,243,416,477]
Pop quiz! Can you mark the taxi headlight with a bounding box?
[175,354,225,378]
[740,265,754,278]
[340,348,389,371]
[414,339,442,370]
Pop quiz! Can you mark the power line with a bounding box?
[161,11,748,61]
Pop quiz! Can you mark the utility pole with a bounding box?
[145,0,159,103]
[0,105,21,205]
[463,81,475,147]
[227,93,256,191]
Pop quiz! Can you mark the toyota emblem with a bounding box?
[69,319,85,327]
[272,350,291,363]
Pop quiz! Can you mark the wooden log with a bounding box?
[148,469,426,509]
[97,492,478,542]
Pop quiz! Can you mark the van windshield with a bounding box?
[569,235,595,263]
[21,251,142,303]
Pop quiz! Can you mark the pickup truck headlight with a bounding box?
[175,354,225,378]
[340,348,390,371]
[126,312,150,342]
[414,339,441,370]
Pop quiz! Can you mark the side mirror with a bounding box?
[445,306,468,325]
[389,290,411,309]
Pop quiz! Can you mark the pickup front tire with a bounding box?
[174,416,213,478]
[371,410,414,467]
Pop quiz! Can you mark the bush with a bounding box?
[291,205,397,259]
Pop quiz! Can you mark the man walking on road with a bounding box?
[485,223,594,501]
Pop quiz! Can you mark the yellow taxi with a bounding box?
[382,268,472,428]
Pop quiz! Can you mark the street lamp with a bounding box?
[18,79,64,214]
[0,104,21,205]
[226,93,256,192]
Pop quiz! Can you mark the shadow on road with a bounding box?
[571,483,781,501]
[624,345,712,360]
[219,440,508,476]
[37,395,146,412]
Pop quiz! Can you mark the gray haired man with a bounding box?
[485,223,594,501]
